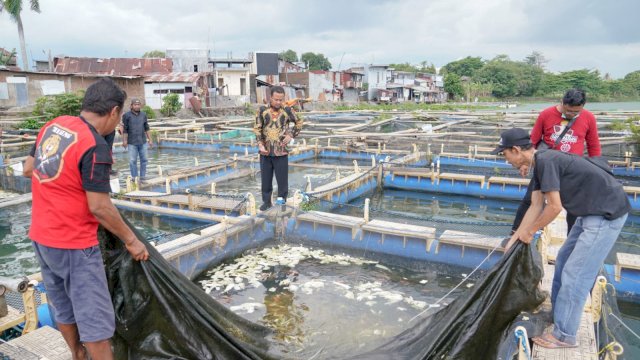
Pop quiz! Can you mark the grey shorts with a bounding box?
[33,242,115,342]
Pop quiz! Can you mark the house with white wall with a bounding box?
[363,64,389,101]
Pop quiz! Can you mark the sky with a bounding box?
[1,0,639,78]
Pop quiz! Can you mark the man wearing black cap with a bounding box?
[513,89,601,235]
[122,99,153,179]
[493,128,629,349]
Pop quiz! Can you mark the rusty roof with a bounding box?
[144,72,205,83]
[53,57,173,76]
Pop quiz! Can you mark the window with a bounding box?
[240,78,246,95]
[153,89,169,94]
[193,65,198,72]
[185,86,193,93]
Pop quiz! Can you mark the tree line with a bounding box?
[442,53,640,101]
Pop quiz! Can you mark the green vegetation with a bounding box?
[389,61,437,74]
[608,119,628,131]
[243,102,254,116]
[160,94,181,117]
[279,49,298,63]
[150,129,159,143]
[300,199,320,212]
[300,52,331,71]
[17,117,44,129]
[627,116,640,143]
[444,73,463,99]
[373,114,393,123]
[441,52,640,101]
[142,50,165,58]
[1,0,41,69]
[142,105,155,119]
[334,102,494,112]
[20,91,84,129]
[0,47,16,65]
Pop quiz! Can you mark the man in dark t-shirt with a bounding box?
[492,128,629,349]
[122,98,152,179]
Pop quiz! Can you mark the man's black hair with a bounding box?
[270,86,285,96]
[82,78,127,116]
[562,89,586,106]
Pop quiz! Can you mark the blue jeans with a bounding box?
[550,213,627,344]
[128,143,148,178]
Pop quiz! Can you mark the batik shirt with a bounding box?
[253,106,303,156]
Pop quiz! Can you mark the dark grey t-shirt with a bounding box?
[122,110,149,145]
[531,150,630,220]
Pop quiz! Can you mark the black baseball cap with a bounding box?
[490,128,532,154]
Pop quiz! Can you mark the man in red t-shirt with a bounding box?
[530,89,601,156]
[23,78,149,360]
[512,89,601,234]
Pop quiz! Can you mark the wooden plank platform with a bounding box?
[0,192,32,209]
[121,193,243,212]
[311,170,375,194]
[533,264,598,360]
[486,176,529,189]
[437,172,486,187]
[296,211,365,228]
[0,305,25,332]
[296,211,365,240]
[440,152,470,158]
[362,219,436,251]
[0,326,71,360]
[624,186,640,200]
[389,168,436,180]
[437,230,504,255]
[615,252,640,281]
[111,199,237,223]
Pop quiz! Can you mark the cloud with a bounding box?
[1,0,638,78]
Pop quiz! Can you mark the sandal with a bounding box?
[532,333,577,349]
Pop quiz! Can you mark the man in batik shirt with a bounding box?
[253,86,303,211]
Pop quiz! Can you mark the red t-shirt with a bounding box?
[530,106,601,156]
[29,116,113,249]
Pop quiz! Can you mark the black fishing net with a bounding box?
[98,220,280,360]
[348,241,546,360]
[99,216,545,360]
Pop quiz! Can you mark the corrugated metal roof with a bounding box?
[144,72,204,83]
[54,57,173,76]
[0,68,142,79]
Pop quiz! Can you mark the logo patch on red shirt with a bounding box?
[33,124,78,182]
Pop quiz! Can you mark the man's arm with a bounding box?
[530,113,544,148]
[122,114,129,148]
[23,156,34,178]
[254,108,267,154]
[86,191,149,261]
[508,190,562,250]
[585,114,602,157]
[507,190,544,250]
[144,115,152,148]
[288,107,303,137]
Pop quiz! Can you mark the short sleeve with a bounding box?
[534,154,560,193]
[122,113,130,133]
[79,143,113,193]
[29,143,37,157]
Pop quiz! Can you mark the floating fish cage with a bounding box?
[2,111,640,358]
